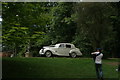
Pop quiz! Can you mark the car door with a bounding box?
[63,44,72,56]
[56,44,65,56]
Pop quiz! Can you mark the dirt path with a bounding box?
[104,62,119,66]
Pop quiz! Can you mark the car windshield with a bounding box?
[55,44,60,47]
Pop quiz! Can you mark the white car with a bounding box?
[39,43,82,58]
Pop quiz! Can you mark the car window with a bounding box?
[49,45,55,47]
[59,44,64,48]
[66,44,71,48]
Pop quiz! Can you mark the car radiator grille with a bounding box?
[41,48,44,53]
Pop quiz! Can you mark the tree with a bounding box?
[48,2,77,44]
[74,2,117,57]
[2,2,52,56]
[2,2,120,58]
[109,2,120,57]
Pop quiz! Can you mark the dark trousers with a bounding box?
[95,64,103,80]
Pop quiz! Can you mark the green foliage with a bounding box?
[2,2,120,58]
[73,2,119,58]
[75,3,114,48]
[49,2,77,44]
[2,2,52,56]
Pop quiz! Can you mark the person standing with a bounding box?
[91,48,104,80]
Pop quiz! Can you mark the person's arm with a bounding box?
[91,52,97,55]
[91,52,97,62]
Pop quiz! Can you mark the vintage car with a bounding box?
[39,43,82,58]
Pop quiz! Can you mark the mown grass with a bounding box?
[2,57,119,79]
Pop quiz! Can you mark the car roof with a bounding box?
[57,43,72,45]
[55,43,75,48]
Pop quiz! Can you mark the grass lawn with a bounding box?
[2,57,119,79]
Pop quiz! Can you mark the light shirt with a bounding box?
[91,52,103,64]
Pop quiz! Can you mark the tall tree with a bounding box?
[49,2,77,44]
[2,2,52,56]
[74,2,117,57]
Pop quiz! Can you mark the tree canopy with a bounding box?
[2,2,120,58]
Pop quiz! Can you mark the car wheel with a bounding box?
[70,52,77,58]
[45,51,52,57]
